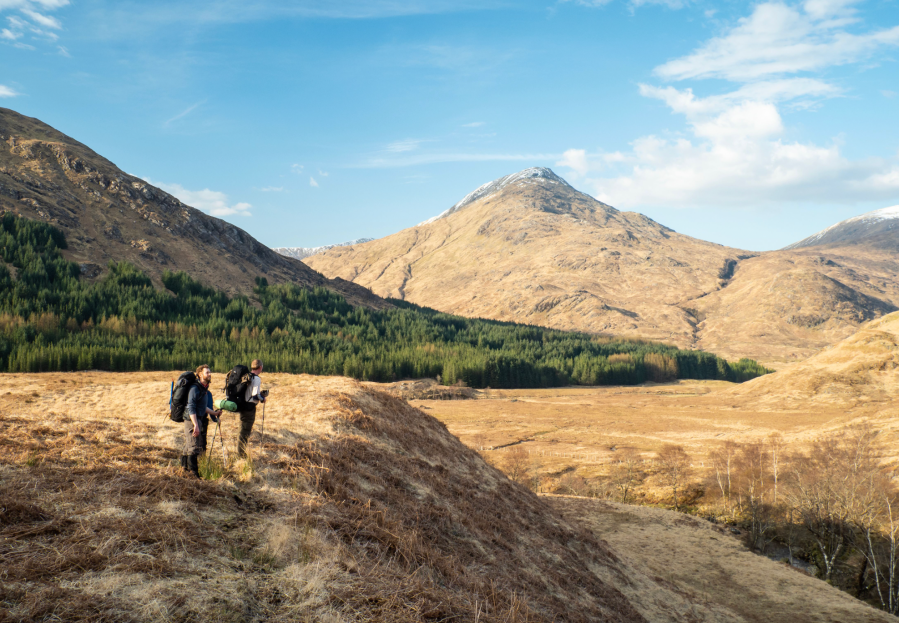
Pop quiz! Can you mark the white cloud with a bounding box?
[559,92,899,208]
[655,2,899,82]
[557,149,590,176]
[146,179,252,217]
[0,84,18,96]
[309,176,319,187]
[462,121,485,127]
[291,163,304,173]
[21,7,59,28]
[0,0,68,48]
[557,2,899,209]
[638,78,840,116]
[259,186,283,192]
[318,169,329,177]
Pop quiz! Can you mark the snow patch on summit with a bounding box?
[418,167,571,226]
[784,205,899,250]
[275,238,374,260]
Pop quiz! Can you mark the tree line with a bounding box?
[502,428,899,615]
[0,213,772,387]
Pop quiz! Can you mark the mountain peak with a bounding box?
[419,167,573,225]
[784,205,899,250]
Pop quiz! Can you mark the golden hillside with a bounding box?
[306,168,740,348]
[304,168,899,363]
[727,310,899,409]
[1,371,892,622]
[0,108,385,308]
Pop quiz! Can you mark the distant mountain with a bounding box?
[0,108,385,309]
[274,238,374,261]
[306,166,743,349]
[784,205,899,250]
[305,167,899,363]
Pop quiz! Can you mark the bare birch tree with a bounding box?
[610,448,643,504]
[656,444,692,511]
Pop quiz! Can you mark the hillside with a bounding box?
[1,371,893,622]
[305,168,742,348]
[785,205,899,251]
[305,168,899,363]
[0,108,383,308]
[726,310,899,409]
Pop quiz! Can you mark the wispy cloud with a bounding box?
[558,0,688,10]
[655,3,899,82]
[291,163,304,173]
[259,186,283,192]
[145,178,252,217]
[0,0,69,49]
[359,152,559,168]
[385,138,423,153]
[461,121,485,128]
[0,84,19,97]
[21,7,60,29]
[309,176,319,187]
[164,100,205,126]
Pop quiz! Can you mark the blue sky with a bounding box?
[2,0,898,251]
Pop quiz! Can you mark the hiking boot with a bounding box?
[187,455,202,479]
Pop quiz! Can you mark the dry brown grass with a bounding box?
[2,370,893,622]
[0,372,645,622]
[553,496,895,623]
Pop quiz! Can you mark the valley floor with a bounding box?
[0,372,894,622]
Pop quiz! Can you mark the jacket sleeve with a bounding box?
[186,385,200,416]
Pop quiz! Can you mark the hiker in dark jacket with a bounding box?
[183,364,222,478]
[237,359,266,459]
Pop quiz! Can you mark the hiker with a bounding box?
[236,359,266,458]
[182,364,222,478]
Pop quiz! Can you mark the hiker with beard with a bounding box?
[183,364,222,478]
[236,359,266,459]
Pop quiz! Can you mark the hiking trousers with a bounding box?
[183,416,209,457]
[237,408,256,458]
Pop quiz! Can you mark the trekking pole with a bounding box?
[260,400,266,446]
[210,419,220,455]
[217,416,229,465]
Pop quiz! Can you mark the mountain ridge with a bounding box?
[0,107,386,309]
[784,205,899,250]
[305,167,899,363]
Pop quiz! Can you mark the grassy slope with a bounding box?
[1,371,892,622]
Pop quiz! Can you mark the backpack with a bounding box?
[169,371,198,423]
[224,364,253,408]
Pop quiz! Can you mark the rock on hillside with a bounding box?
[0,108,385,308]
[785,205,899,251]
[305,167,743,348]
[305,167,899,362]
[726,310,899,409]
